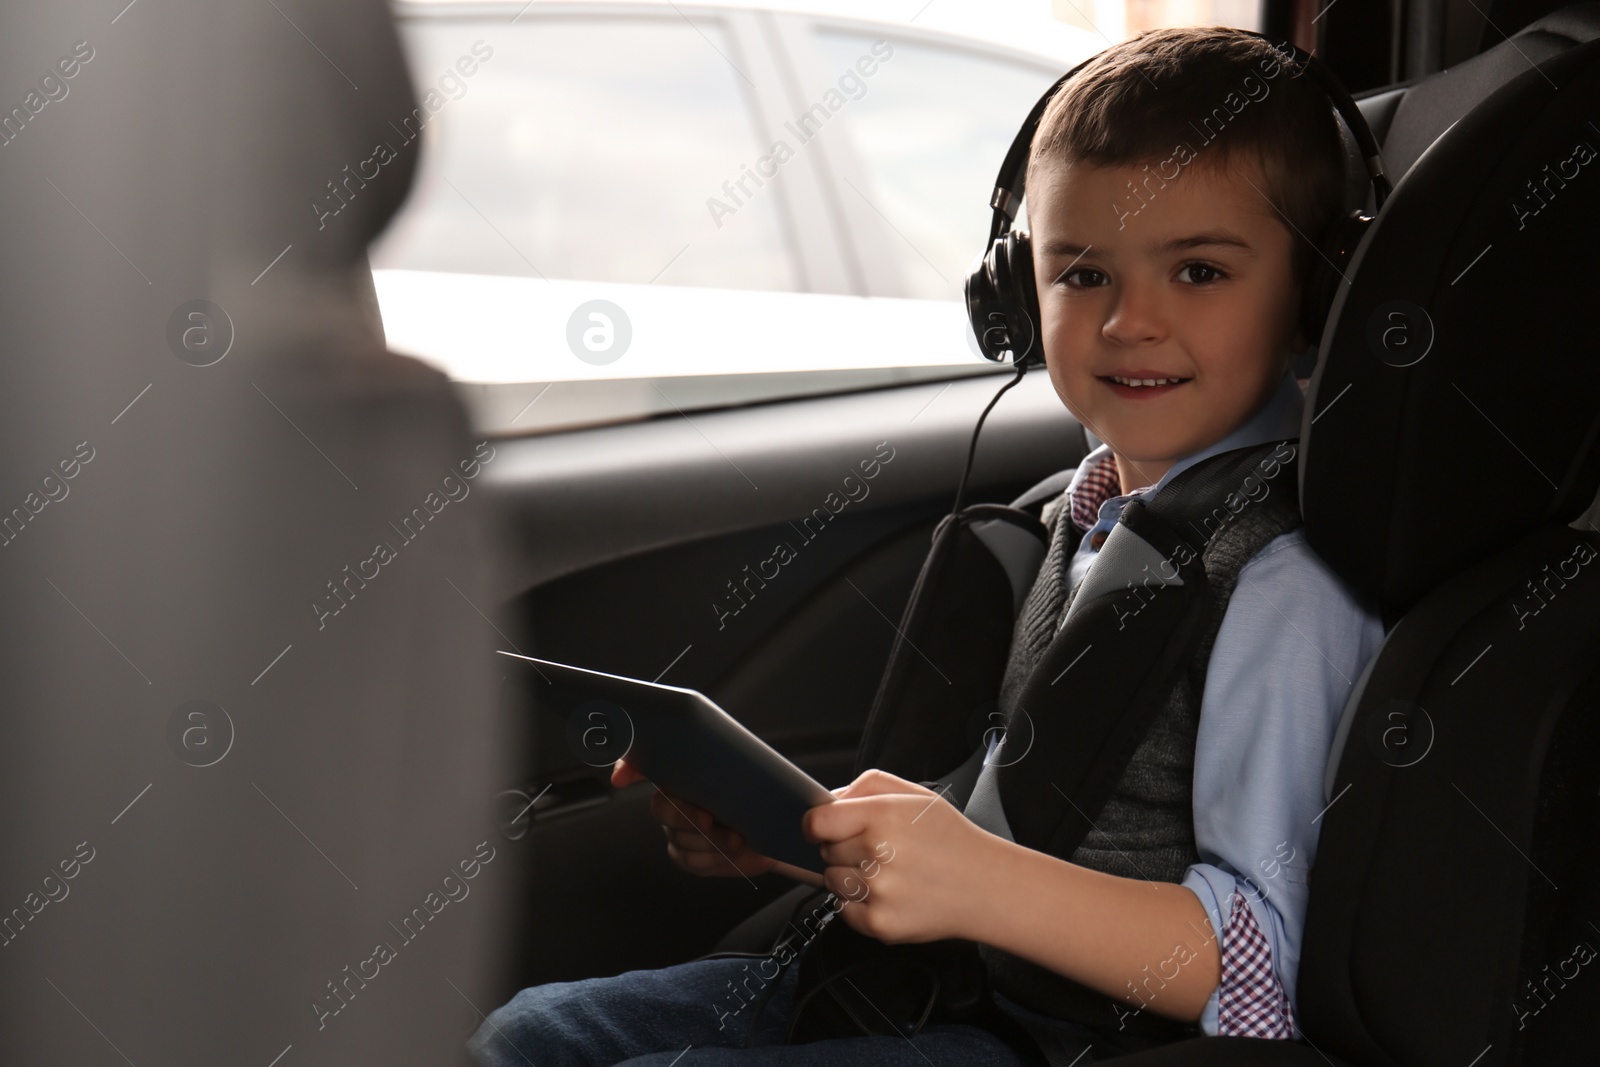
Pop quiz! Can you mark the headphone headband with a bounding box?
[984,35,1392,243]
[986,54,1097,240]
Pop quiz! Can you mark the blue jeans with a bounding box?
[468,941,1087,1066]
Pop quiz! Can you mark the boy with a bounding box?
[471,26,1384,1066]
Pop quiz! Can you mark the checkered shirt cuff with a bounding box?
[1216,889,1296,1039]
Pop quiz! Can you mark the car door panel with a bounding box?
[490,372,1085,989]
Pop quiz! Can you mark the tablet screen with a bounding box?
[502,652,836,874]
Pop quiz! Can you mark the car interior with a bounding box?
[2,1,1596,1065]
[496,4,1600,1064]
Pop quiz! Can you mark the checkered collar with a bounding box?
[1065,446,1125,532]
[1061,371,1307,534]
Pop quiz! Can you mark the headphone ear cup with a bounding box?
[965,240,1006,363]
[1301,210,1373,349]
[964,230,1041,365]
[1002,230,1042,367]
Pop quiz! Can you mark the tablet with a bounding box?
[500,651,836,875]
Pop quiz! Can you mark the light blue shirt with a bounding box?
[1063,369,1386,1035]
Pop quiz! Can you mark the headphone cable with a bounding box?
[951,360,1031,515]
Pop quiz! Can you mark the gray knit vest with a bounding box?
[964,466,1302,1036]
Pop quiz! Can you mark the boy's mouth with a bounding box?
[1098,373,1191,399]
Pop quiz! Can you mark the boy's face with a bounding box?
[1028,156,1301,491]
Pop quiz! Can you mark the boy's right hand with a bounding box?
[611,757,825,886]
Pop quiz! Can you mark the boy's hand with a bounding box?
[611,758,825,887]
[609,757,648,789]
[802,769,996,944]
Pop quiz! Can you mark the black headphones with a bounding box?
[964,34,1394,368]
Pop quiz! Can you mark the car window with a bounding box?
[371,15,797,291]
[371,8,1017,436]
[807,30,1063,300]
[371,4,1261,437]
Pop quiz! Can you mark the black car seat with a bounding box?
[1106,5,1600,1065]
[0,2,517,1064]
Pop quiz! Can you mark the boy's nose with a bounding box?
[1101,287,1167,346]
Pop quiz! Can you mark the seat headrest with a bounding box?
[201,0,422,273]
[1301,36,1600,619]
[4,0,422,315]
[44,0,426,360]
[1381,2,1600,177]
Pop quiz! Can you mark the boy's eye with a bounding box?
[1056,262,1228,287]
[1177,262,1226,285]
[1057,267,1108,288]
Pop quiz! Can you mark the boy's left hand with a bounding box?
[803,769,996,945]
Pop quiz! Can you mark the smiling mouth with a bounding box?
[1100,375,1191,387]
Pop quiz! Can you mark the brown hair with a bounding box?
[1026,26,1347,282]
